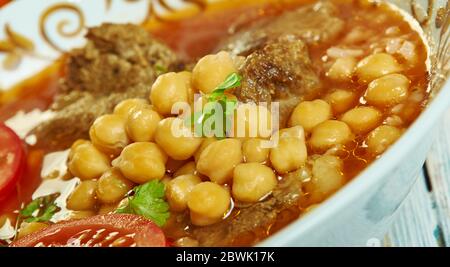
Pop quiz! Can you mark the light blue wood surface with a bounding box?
[387,108,450,247]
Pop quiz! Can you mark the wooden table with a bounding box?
[385,108,450,247]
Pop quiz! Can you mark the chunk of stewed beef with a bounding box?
[236,35,320,103]
[219,2,344,127]
[60,23,179,96]
[218,1,345,56]
[234,35,321,127]
[31,24,180,151]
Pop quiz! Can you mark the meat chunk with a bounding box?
[191,171,303,246]
[234,35,321,127]
[220,2,342,126]
[31,85,148,151]
[60,23,179,95]
[236,35,320,103]
[32,24,179,151]
[219,1,345,56]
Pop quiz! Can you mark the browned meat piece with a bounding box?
[220,2,342,127]
[31,24,179,151]
[32,85,148,151]
[234,35,321,127]
[191,170,303,246]
[60,23,179,95]
[219,1,345,56]
[236,35,320,103]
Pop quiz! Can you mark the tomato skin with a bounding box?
[0,123,26,202]
[10,214,167,247]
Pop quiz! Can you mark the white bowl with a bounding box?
[0,0,449,246]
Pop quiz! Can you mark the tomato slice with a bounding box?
[10,214,168,247]
[0,122,25,202]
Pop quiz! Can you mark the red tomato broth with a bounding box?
[0,0,430,246]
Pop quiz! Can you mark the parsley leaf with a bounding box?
[208,72,242,102]
[186,72,242,138]
[19,193,60,223]
[155,64,168,76]
[116,180,170,227]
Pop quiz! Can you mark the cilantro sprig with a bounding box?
[19,193,60,223]
[155,64,168,76]
[116,180,170,227]
[207,72,242,102]
[187,72,242,138]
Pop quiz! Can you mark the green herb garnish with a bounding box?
[186,72,242,138]
[116,180,170,227]
[208,72,242,102]
[19,193,60,223]
[155,64,168,76]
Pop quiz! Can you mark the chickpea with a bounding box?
[179,71,196,104]
[341,107,382,134]
[126,108,162,142]
[397,100,423,124]
[150,72,190,116]
[232,163,277,203]
[89,114,130,156]
[197,139,243,184]
[68,210,96,220]
[233,103,272,139]
[96,168,134,204]
[327,56,357,81]
[270,126,308,174]
[192,51,237,94]
[194,138,217,163]
[187,182,231,226]
[114,98,150,119]
[288,100,332,132]
[174,237,199,247]
[366,125,402,154]
[174,161,197,177]
[160,174,172,187]
[67,180,98,211]
[98,203,119,215]
[154,117,203,160]
[68,140,110,180]
[325,89,357,114]
[17,222,48,239]
[307,155,345,204]
[191,94,208,114]
[166,174,202,212]
[365,73,410,107]
[113,142,168,184]
[242,138,270,163]
[310,120,353,151]
[356,53,402,83]
[355,53,402,83]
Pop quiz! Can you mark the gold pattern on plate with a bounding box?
[431,1,450,90]
[105,0,206,22]
[1,0,207,71]
[410,0,435,27]
[0,24,35,70]
[39,3,85,53]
